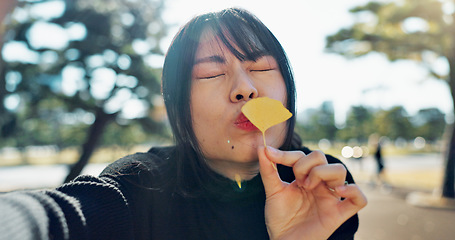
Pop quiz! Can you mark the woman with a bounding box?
[0,7,366,240]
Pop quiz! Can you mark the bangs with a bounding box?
[204,10,274,62]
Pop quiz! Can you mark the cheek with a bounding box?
[190,84,208,121]
[260,78,287,104]
[190,93,221,125]
[190,86,225,142]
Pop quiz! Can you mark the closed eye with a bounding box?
[200,73,225,79]
[249,55,278,73]
[251,68,274,72]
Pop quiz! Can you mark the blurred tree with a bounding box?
[374,106,414,140]
[337,105,375,143]
[325,0,455,197]
[1,0,169,182]
[414,107,446,143]
[297,101,337,141]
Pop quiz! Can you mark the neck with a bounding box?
[205,158,260,182]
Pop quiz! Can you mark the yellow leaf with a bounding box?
[241,97,292,146]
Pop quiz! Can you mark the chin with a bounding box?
[234,149,259,163]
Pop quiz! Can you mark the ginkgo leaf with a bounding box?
[241,97,292,146]
[241,97,292,172]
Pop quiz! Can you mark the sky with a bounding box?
[161,0,453,124]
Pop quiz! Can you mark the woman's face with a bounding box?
[190,30,288,168]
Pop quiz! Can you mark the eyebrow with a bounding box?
[194,52,270,65]
[194,55,226,65]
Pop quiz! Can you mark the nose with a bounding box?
[230,72,258,102]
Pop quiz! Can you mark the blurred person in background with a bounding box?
[374,138,386,184]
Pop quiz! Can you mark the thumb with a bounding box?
[258,146,285,196]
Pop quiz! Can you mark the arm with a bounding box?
[0,175,134,240]
[0,191,58,240]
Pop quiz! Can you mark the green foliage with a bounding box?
[296,101,337,141]
[413,107,446,142]
[326,0,451,80]
[0,0,170,149]
[337,105,375,143]
[374,106,414,140]
[296,102,446,144]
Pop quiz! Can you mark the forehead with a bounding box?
[194,27,266,61]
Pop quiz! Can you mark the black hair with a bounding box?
[161,7,297,195]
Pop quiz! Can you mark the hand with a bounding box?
[258,146,367,240]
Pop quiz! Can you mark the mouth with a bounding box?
[234,112,258,131]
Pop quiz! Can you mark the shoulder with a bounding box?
[100,146,175,176]
[99,146,176,188]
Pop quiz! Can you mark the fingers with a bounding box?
[261,146,368,225]
[304,164,347,190]
[335,184,368,219]
[258,146,285,196]
[264,146,307,167]
[265,147,346,190]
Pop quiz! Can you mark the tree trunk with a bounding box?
[64,108,114,183]
[442,55,455,198]
[442,124,455,198]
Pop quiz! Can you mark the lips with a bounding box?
[235,113,258,131]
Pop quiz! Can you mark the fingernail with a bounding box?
[266,146,278,155]
[336,185,347,193]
